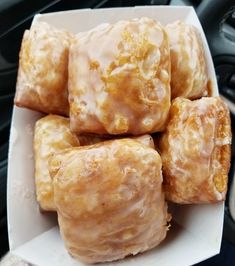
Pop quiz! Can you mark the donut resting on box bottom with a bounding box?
[159,97,231,204]
[50,138,170,263]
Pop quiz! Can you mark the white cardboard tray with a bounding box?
[7,6,222,266]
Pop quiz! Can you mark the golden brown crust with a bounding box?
[15,22,72,115]
[51,139,170,263]
[49,134,155,181]
[34,115,80,211]
[159,97,231,204]
[166,21,208,99]
[211,99,231,193]
[132,134,155,149]
[69,17,171,135]
[69,134,154,148]
[34,115,154,211]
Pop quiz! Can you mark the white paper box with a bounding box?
[7,6,223,266]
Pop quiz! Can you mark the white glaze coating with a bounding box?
[51,139,170,263]
[69,17,170,135]
[166,21,208,99]
[159,97,231,203]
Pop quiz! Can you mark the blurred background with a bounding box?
[0,0,234,265]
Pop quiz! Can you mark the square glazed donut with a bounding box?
[159,97,231,204]
[34,115,80,211]
[15,22,72,115]
[34,114,154,211]
[69,17,171,135]
[166,21,208,99]
[49,138,170,263]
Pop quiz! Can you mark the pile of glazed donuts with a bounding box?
[14,18,231,264]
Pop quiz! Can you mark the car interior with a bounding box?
[0,0,234,265]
